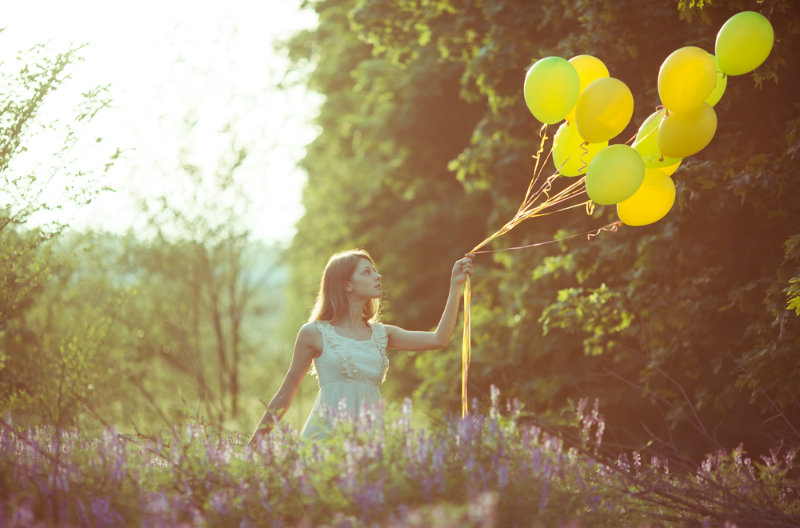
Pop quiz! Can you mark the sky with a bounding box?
[2,0,320,244]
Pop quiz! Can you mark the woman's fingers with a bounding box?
[453,255,474,281]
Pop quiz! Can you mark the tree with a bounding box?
[285,0,800,459]
[282,0,489,403]
[0,35,116,427]
[1,39,110,326]
[97,107,291,432]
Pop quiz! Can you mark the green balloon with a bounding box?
[552,121,606,176]
[706,55,727,106]
[715,11,774,76]
[523,57,580,125]
[632,109,681,168]
[586,144,645,205]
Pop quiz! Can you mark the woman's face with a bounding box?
[348,258,382,299]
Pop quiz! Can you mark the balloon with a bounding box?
[632,109,682,168]
[617,168,676,226]
[565,55,610,124]
[661,160,682,177]
[715,11,774,76]
[658,103,717,159]
[657,46,717,114]
[552,121,607,176]
[575,77,634,143]
[585,144,645,205]
[705,55,727,107]
[523,57,580,124]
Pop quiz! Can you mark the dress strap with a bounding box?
[316,320,335,343]
[371,322,390,383]
[371,321,388,349]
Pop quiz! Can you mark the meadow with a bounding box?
[3,391,797,527]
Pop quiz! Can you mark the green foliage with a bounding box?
[285,0,800,459]
[2,233,132,429]
[1,224,292,436]
[783,235,800,315]
[1,42,82,327]
[540,284,634,357]
[0,37,117,430]
[0,33,296,436]
[789,278,800,315]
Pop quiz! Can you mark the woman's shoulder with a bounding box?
[298,321,324,353]
[369,321,390,345]
[378,322,397,336]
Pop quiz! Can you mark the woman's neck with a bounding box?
[331,301,366,330]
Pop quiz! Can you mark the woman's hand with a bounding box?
[450,254,474,288]
[388,253,475,350]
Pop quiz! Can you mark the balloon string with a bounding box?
[532,196,591,216]
[461,275,471,418]
[471,220,621,254]
[587,220,622,239]
[469,174,584,255]
[539,173,558,203]
[520,123,550,209]
[471,174,586,255]
[460,147,616,416]
[459,115,636,416]
[461,218,621,417]
[577,141,589,174]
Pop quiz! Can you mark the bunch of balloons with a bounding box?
[523,10,774,226]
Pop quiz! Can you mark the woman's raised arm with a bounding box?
[385,255,473,351]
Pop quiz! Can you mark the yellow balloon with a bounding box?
[705,55,727,107]
[552,121,607,176]
[661,160,682,177]
[585,144,645,205]
[658,46,717,114]
[658,103,717,159]
[715,11,774,76]
[632,109,682,168]
[564,55,610,124]
[523,57,580,124]
[575,77,634,144]
[617,168,676,226]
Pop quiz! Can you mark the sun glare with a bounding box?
[2,0,320,243]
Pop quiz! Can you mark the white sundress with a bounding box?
[300,320,390,439]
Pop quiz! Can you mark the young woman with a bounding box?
[248,249,473,443]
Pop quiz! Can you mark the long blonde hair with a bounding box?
[308,249,380,323]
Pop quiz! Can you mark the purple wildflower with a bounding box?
[539,479,550,511]
[497,462,509,490]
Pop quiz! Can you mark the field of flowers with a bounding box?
[2,391,797,527]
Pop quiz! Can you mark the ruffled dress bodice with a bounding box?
[300,320,389,439]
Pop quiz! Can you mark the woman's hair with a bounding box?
[308,249,380,323]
